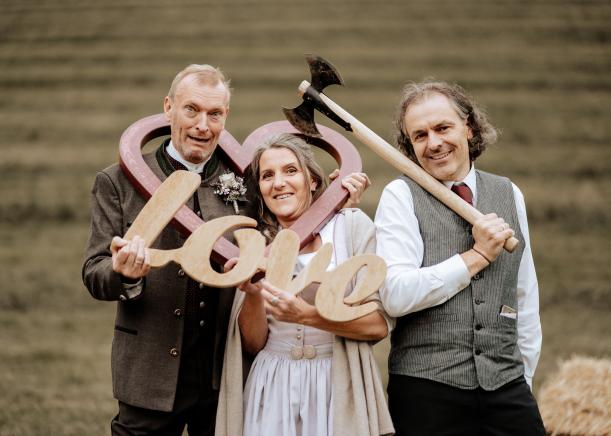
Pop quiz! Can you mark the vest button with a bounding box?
[169,348,179,357]
[473,273,481,280]
[475,324,483,331]
[475,349,482,356]
[475,299,484,305]
[174,309,182,317]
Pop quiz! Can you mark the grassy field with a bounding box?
[1,0,610,434]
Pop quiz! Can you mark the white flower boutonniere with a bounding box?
[212,171,248,214]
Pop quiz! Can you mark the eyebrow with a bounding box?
[410,119,456,136]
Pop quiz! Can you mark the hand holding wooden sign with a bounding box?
[124,171,386,322]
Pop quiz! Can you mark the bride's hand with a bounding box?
[259,279,317,324]
[329,170,371,208]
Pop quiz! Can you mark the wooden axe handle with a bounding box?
[298,81,519,253]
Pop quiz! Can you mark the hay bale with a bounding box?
[538,356,611,435]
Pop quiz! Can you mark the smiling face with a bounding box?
[258,147,318,228]
[403,93,473,182]
[163,75,230,164]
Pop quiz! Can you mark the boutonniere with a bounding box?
[212,171,248,214]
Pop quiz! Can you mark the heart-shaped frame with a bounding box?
[119,114,362,264]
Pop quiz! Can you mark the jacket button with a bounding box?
[199,320,205,327]
[178,269,185,277]
[174,309,182,317]
[199,301,205,309]
[199,283,205,290]
[119,294,127,301]
[169,348,179,357]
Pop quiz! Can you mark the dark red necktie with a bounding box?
[451,183,473,206]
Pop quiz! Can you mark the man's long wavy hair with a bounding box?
[395,80,499,163]
[246,133,328,243]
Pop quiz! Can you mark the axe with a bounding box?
[283,55,519,252]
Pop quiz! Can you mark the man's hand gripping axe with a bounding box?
[283,54,519,252]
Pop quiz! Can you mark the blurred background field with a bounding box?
[0,0,610,434]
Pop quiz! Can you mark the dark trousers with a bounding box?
[388,374,546,436]
[110,390,218,436]
[111,328,218,436]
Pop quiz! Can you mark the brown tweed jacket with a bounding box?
[82,145,249,412]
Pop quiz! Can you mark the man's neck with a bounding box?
[167,141,210,173]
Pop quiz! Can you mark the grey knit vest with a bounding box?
[389,170,525,391]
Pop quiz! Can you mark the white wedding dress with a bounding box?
[242,216,340,436]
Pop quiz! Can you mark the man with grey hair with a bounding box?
[83,64,248,435]
[375,81,545,435]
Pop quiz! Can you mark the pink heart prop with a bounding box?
[119,115,362,264]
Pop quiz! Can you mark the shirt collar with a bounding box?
[167,141,210,173]
[442,165,478,204]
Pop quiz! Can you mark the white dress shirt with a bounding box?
[167,141,210,173]
[374,166,542,387]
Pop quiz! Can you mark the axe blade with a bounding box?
[282,102,322,137]
[306,54,345,91]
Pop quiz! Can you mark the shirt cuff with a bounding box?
[436,254,471,299]
[524,374,533,390]
[119,277,144,301]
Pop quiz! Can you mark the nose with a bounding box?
[427,130,443,149]
[196,114,209,133]
[273,174,286,189]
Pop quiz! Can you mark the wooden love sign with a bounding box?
[124,171,387,322]
[119,115,383,321]
[119,115,363,265]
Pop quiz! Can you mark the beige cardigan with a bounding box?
[215,209,395,436]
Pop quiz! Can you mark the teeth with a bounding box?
[431,151,450,160]
[276,194,292,200]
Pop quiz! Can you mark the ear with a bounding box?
[310,177,318,192]
[466,124,473,140]
[163,96,172,122]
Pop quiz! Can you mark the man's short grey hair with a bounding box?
[168,64,232,105]
[395,80,499,163]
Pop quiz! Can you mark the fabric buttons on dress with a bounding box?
[303,345,316,359]
[290,347,304,360]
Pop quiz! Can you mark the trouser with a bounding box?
[110,388,218,436]
[387,374,546,436]
[111,328,218,436]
